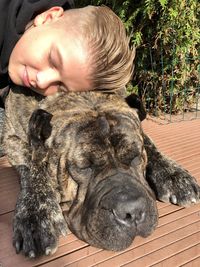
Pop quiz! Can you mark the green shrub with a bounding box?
[76,0,200,115]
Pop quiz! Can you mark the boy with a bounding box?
[0,0,135,98]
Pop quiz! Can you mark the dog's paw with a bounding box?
[156,167,200,207]
[13,191,67,258]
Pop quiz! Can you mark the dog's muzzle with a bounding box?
[78,171,158,251]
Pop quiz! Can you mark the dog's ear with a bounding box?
[125,93,146,121]
[28,109,53,147]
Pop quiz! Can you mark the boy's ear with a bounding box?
[28,109,53,148]
[125,93,146,121]
[34,6,64,26]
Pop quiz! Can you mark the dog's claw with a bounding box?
[191,197,197,204]
[45,247,52,256]
[15,241,21,254]
[170,195,177,204]
[29,250,36,258]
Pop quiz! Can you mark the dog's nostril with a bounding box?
[124,211,145,223]
[135,211,145,224]
[125,213,132,220]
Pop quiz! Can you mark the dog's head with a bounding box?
[28,92,158,251]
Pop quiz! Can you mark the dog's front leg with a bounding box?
[13,162,67,258]
[143,133,200,207]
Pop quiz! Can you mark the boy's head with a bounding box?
[8,5,135,96]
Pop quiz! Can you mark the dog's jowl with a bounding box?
[3,86,200,258]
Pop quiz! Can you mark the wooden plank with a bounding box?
[0,163,19,215]
[123,233,200,267]
[143,125,200,145]
[157,205,182,217]
[151,244,200,267]
[147,134,200,150]
[157,204,200,227]
[0,157,10,167]
[182,257,200,267]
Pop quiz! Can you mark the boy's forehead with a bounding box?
[62,8,81,22]
[61,7,92,28]
[53,11,83,36]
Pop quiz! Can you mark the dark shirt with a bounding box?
[0,0,74,89]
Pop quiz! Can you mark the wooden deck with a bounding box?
[0,118,200,267]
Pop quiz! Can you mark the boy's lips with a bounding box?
[22,66,31,87]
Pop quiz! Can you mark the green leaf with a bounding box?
[159,0,168,8]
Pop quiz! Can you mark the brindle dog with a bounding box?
[3,86,200,258]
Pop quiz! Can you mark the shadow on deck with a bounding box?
[0,118,200,267]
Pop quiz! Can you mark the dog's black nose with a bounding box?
[113,192,146,226]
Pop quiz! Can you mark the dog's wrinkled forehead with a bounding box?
[70,105,143,169]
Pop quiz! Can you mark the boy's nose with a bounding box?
[36,69,60,89]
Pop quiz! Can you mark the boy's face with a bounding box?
[8,7,92,96]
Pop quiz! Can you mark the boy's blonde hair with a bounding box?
[64,6,135,92]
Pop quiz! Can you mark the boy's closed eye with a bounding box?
[48,50,58,69]
[49,45,63,70]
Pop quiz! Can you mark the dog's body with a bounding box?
[3,86,200,258]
